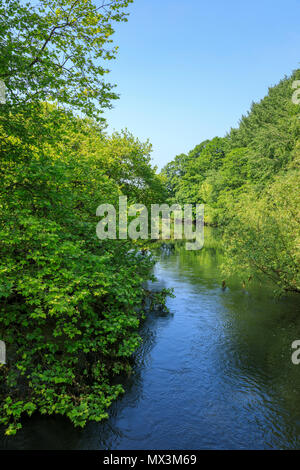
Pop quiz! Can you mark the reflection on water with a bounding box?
[1,228,300,450]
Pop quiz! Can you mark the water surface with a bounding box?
[1,231,300,449]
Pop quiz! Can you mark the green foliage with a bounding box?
[0,102,169,435]
[162,70,300,294]
[0,0,133,119]
[222,170,300,295]
[0,0,170,435]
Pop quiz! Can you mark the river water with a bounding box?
[1,230,300,450]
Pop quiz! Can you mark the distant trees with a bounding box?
[162,71,300,294]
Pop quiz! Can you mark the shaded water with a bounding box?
[1,230,300,450]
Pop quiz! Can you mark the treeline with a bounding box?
[162,72,300,295]
[0,0,167,435]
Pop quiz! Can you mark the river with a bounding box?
[1,229,300,450]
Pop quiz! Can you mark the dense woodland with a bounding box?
[0,0,169,435]
[0,0,299,436]
[162,73,300,296]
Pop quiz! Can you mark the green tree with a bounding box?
[163,70,300,293]
[222,170,300,295]
[0,0,132,119]
[0,0,170,436]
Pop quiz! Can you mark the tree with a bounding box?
[0,0,133,119]
[0,0,170,436]
[222,170,300,295]
[163,70,300,293]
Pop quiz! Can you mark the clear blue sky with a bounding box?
[104,0,300,170]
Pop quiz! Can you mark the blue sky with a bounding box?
[104,0,300,169]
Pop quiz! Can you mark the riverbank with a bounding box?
[2,232,300,450]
